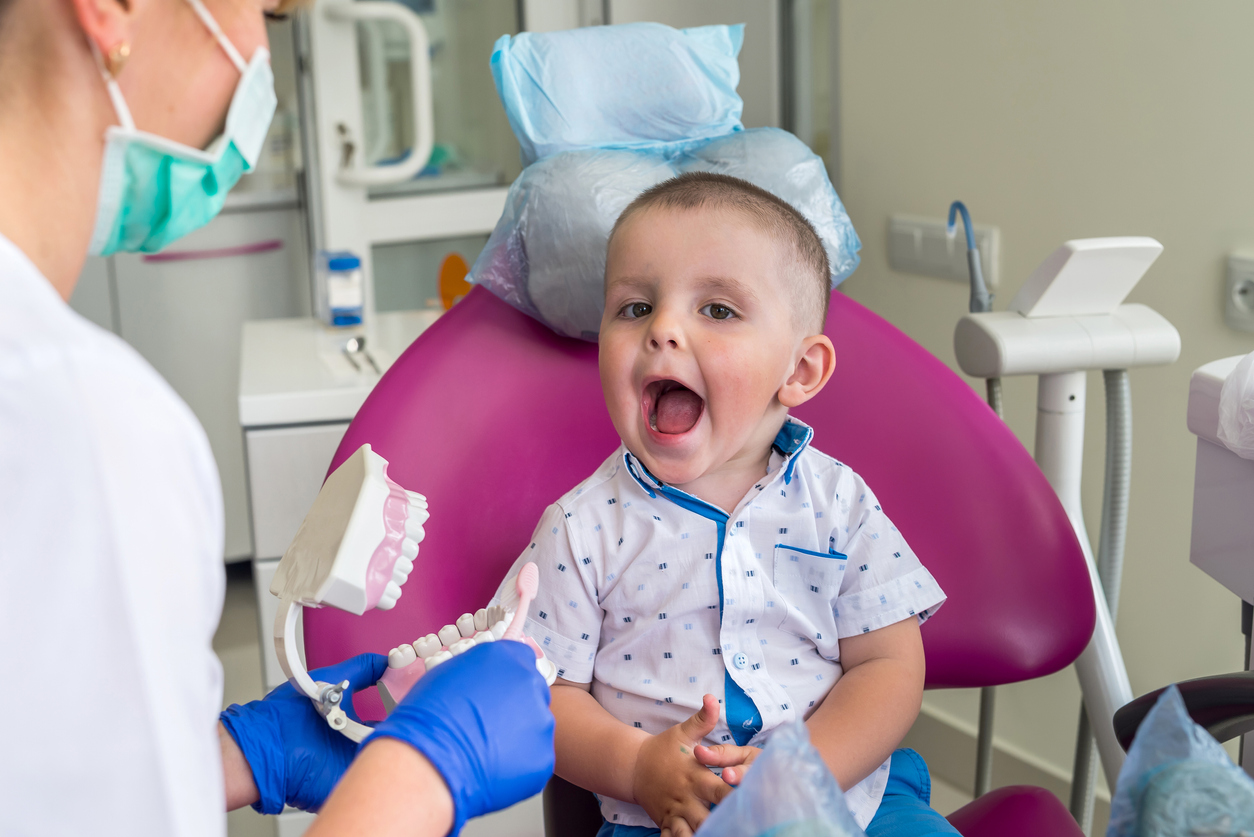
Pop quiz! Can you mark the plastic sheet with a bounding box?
[699,721,867,837]
[1107,685,1254,837]
[491,23,745,166]
[1218,351,1254,460]
[470,129,861,341]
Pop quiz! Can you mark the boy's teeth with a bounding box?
[456,613,476,637]
[437,624,461,647]
[474,630,495,644]
[413,634,441,659]
[474,608,489,632]
[449,638,476,655]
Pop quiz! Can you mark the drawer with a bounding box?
[245,422,348,560]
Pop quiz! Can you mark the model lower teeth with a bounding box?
[387,644,417,668]
[437,624,461,647]
[474,630,495,644]
[412,634,441,659]
[490,620,507,639]
[456,613,476,637]
[426,650,453,668]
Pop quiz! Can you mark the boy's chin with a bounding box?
[630,446,710,487]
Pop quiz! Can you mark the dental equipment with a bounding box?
[955,238,1180,831]
[269,444,558,739]
[269,443,428,742]
[377,564,558,712]
[949,201,1000,799]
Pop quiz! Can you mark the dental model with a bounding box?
[377,563,559,711]
[269,444,428,743]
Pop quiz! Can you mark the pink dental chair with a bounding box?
[305,285,1094,837]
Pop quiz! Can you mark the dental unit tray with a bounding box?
[269,444,555,742]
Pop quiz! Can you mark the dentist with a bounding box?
[0,1,553,835]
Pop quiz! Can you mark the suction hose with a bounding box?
[950,201,999,797]
[1068,369,1132,833]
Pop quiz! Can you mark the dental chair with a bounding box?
[303,285,1095,837]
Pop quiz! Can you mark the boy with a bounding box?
[494,173,951,836]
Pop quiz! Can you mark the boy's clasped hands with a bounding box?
[631,695,761,837]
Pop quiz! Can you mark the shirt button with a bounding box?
[732,652,748,670]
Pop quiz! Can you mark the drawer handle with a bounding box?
[142,239,284,263]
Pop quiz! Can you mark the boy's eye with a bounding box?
[622,302,653,319]
[702,303,736,321]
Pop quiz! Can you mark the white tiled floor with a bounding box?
[215,565,974,836]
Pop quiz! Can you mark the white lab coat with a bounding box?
[0,233,227,836]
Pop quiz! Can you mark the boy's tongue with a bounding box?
[655,388,702,434]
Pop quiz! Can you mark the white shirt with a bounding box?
[494,418,946,829]
[0,234,227,837]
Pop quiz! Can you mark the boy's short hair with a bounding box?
[609,172,831,332]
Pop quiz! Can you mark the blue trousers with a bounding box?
[596,749,959,837]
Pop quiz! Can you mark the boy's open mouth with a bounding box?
[645,379,704,435]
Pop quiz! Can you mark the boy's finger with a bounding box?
[692,769,735,806]
[675,694,720,743]
[693,742,751,767]
[667,817,695,837]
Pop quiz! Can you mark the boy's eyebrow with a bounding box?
[691,275,761,303]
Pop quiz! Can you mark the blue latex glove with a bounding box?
[220,652,387,814]
[364,640,556,835]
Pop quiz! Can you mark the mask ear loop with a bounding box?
[184,0,250,74]
[88,42,137,131]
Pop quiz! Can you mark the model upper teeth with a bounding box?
[392,557,413,585]
[473,608,489,632]
[404,513,427,543]
[412,634,441,659]
[437,624,461,647]
[456,613,476,637]
[401,538,419,560]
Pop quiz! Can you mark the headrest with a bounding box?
[491,23,745,165]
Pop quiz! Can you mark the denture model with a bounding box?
[377,562,558,710]
[269,443,428,742]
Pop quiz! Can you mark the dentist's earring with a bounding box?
[106,42,131,77]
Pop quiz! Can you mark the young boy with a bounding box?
[493,173,952,836]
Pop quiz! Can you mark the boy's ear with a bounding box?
[778,335,836,409]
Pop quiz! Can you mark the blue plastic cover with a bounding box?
[699,720,866,837]
[1107,685,1254,836]
[491,23,745,166]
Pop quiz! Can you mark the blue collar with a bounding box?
[622,417,815,503]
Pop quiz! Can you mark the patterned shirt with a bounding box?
[492,418,946,828]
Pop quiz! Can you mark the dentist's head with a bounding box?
[0,0,294,296]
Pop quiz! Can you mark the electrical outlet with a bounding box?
[888,214,1000,289]
[1226,255,1254,332]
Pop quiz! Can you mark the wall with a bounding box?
[837,0,1254,792]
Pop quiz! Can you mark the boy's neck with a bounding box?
[672,417,791,514]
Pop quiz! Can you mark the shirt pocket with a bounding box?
[771,544,846,654]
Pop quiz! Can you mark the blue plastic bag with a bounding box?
[473,22,862,341]
[1107,685,1254,836]
[699,720,867,837]
[470,129,861,341]
[491,23,745,166]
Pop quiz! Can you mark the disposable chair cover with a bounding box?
[475,22,861,340]
[700,721,865,837]
[1218,350,1254,460]
[1107,685,1254,837]
[491,23,745,166]
[472,128,860,340]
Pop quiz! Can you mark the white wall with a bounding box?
[838,0,1254,783]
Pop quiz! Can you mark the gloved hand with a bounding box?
[220,652,387,814]
[364,640,555,835]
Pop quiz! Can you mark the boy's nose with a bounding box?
[646,309,685,351]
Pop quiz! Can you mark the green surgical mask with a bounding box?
[87,0,277,256]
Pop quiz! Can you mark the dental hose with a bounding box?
[1068,369,1132,833]
[950,201,1000,798]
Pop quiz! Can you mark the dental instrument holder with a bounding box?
[275,596,372,742]
[954,238,1181,805]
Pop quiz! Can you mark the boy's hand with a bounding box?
[631,694,732,836]
[693,743,763,786]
